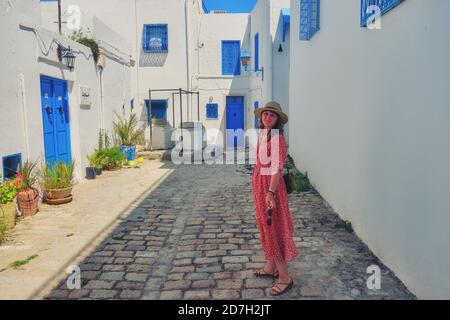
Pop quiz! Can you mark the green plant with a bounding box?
[335,220,354,233]
[295,171,310,192]
[69,30,99,62]
[0,210,6,243]
[17,160,39,191]
[41,161,75,190]
[100,147,124,169]
[9,254,38,269]
[87,152,97,167]
[98,129,105,150]
[113,112,145,147]
[0,179,20,204]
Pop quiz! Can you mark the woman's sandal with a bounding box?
[254,268,279,278]
[269,278,294,296]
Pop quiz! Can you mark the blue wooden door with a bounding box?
[40,76,72,164]
[226,96,245,148]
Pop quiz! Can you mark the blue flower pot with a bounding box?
[120,146,136,161]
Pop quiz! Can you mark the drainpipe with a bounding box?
[184,0,191,121]
[19,73,30,159]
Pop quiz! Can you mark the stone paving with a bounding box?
[46,161,416,300]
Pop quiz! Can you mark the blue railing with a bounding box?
[360,0,403,27]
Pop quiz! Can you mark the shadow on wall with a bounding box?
[139,50,168,67]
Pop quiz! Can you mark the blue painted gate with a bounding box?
[226,96,245,148]
[40,76,72,164]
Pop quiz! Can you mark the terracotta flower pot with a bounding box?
[44,186,73,201]
[17,188,39,217]
[0,202,17,230]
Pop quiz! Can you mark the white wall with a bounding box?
[1,0,131,181]
[270,0,290,140]
[289,0,450,299]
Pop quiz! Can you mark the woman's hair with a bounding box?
[258,111,284,140]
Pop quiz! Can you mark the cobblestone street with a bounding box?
[47,162,415,300]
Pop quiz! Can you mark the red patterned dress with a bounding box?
[251,132,299,262]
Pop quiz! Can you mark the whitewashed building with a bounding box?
[289,0,450,298]
[0,0,132,180]
[39,0,291,147]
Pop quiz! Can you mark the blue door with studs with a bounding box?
[226,96,244,148]
[40,76,72,164]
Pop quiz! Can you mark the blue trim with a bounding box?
[2,153,22,181]
[254,101,259,128]
[360,0,402,27]
[222,40,241,76]
[254,33,259,71]
[282,8,291,42]
[202,0,209,13]
[206,103,219,119]
[299,0,320,41]
[142,24,168,53]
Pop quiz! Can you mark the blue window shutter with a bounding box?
[300,0,320,41]
[254,33,259,71]
[206,103,218,119]
[360,0,402,27]
[143,24,168,53]
[222,41,241,76]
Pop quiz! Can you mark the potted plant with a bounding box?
[113,112,145,161]
[93,150,105,176]
[102,146,125,171]
[86,152,97,179]
[41,161,75,205]
[16,161,40,216]
[0,175,20,230]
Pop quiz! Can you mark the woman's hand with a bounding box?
[266,192,275,209]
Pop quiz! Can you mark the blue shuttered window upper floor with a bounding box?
[222,40,241,76]
[299,0,320,41]
[143,24,168,53]
[360,0,403,27]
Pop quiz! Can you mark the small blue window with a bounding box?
[254,101,259,128]
[206,103,218,119]
[222,40,241,76]
[299,0,320,41]
[360,0,403,27]
[143,24,168,53]
[2,153,22,181]
[130,99,134,110]
[254,33,259,71]
[145,100,168,126]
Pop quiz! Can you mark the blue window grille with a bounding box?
[206,103,219,119]
[360,0,403,27]
[254,33,259,71]
[142,24,168,53]
[222,40,241,76]
[2,153,22,181]
[299,0,320,41]
[254,101,259,128]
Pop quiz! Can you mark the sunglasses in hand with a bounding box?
[267,208,273,226]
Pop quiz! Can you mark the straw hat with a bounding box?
[254,101,288,124]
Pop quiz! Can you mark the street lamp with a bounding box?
[57,45,76,71]
[240,50,264,80]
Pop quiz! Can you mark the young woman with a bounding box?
[251,101,299,296]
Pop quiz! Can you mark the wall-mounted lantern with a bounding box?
[57,45,76,71]
[240,50,264,80]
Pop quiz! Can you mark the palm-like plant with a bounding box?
[113,112,145,147]
[41,161,75,190]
